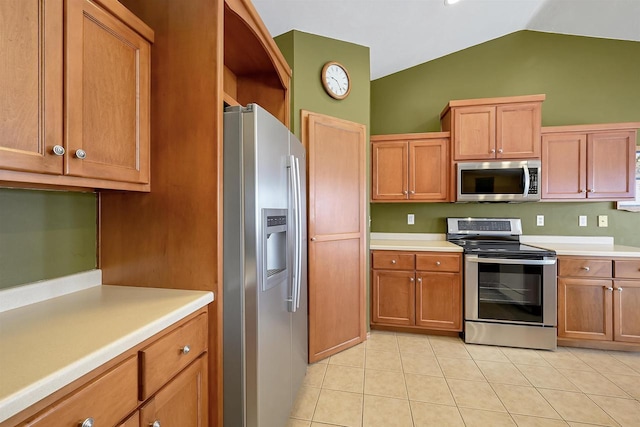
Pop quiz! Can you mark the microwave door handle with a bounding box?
[522,165,530,198]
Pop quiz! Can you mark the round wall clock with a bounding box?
[321,61,351,100]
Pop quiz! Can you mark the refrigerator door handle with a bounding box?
[294,156,303,309]
[288,154,299,313]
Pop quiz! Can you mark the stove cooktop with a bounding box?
[448,239,556,257]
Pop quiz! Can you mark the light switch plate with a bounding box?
[536,215,544,226]
[407,214,415,225]
[579,215,587,227]
[598,215,608,227]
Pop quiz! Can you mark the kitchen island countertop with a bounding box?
[0,275,213,423]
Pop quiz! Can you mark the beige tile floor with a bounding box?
[288,331,640,427]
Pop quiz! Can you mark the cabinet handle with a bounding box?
[310,237,316,241]
[435,261,441,266]
[604,286,613,291]
[616,287,623,292]
[497,148,503,153]
[581,266,590,271]
[403,190,408,195]
[417,277,422,283]
[75,149,87,159]
[490,148,496,154]
[588,189,595,193]
[410,277,414,282]
[410,190,415,194]
[391,259,396,264]
[80,418,94,427]
[181,345,191,355]
[52,145,65,156]
[150,421,161,427]
[579,189,586,193]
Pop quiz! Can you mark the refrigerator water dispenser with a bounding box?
[263,209,288,291]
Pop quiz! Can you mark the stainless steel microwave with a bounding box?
[457,160,541,202]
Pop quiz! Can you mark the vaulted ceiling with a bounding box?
[252,0,640,80]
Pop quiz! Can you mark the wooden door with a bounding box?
[587,131,636,199]
[453,106,496,160]
[371,270,415,326]
[371,141,408,200]
[140,355,208,427]
[303,111,367,363]
[0,0,63,174]
[409,139,449,201]
[557,278,613,341]
[65,0,150,183]
[415,272,462,331]
[613,281,640,343]
[496,103,541,159]
[541,133,587,199]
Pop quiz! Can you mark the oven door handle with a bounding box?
[466,255,556,265]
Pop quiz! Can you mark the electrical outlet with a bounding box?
[536,215,544,226]
[579,215,587,227]
[598,215,608,227]
[407,214,415,225]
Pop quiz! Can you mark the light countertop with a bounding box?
[370,233,640,257]
[0,275,213,423]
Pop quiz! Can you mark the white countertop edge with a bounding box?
[0,270,102,313]
[0,289,213,423]
[370,232,446,241]
[521,235,614,245]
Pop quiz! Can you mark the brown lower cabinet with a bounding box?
[558,257,640,348]
[371,250,463,333]
[10,310,208,427]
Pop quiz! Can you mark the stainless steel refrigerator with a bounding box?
[223,104,308,427]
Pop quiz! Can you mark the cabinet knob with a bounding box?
[410,190,415,194]
[181,345,191,355]
[604,286,613,291]
[588,189,595,193]
[150,421,161,427]
[391,259,396,264]
[75,149,87,159]
[52,145,65,156]
[80,418,94,427]
[403,190,408,195]
[417,277,422,283]
[490,148,496,154]
[579,189,586,193]
[581,266,590,271]
[410,277,414,282]
[498,148,503,153]
[310,237,316,241]
[435,261,441,266]
[616,287,623,292]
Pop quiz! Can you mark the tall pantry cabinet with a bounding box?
[99,0,292,425]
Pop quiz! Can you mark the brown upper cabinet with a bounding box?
[0,0,153,191]
[371,133,450,202]
[541,123,639,201]
[441,94,545,161]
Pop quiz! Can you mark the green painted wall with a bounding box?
[275,30,370,139]
[0,189,97,289]
[371,31,640,246]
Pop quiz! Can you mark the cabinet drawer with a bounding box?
[372,251,415,270]
[26,356,138,427]
[416,253,460,272]
[615,259,640,279]
[140,313,208,400]
[559,258,612,278]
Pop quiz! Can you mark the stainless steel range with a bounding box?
[447,218,557,350]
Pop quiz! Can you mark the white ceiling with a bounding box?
[252,0,640,80]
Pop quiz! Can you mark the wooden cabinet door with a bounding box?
[304,111,367,363]
[558,278,613,341]
[587,131,636,199]
[140,355,208,427]
[0,0,63,174]
[541,133,587,199]
[117,411,139,427]
[496,103,541,159]
[415,272,462,331]
[453,106,496,160]
[65,0,150,184]
[613,280,640,343]
[371,141,408,200]
[371,270,415,326]
[409,139,449,201]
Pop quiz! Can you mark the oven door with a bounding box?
[465,255,557,327]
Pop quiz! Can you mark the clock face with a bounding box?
[322,62,350,99]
